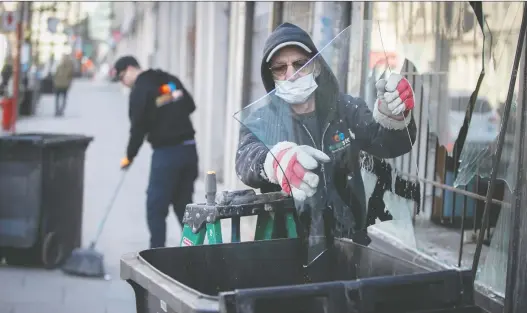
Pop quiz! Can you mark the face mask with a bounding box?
[274,74,318,105]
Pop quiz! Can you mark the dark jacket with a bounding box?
[235,23,417,238]
[126,69,196,161]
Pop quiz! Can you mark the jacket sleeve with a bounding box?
[168,75,196,114]
[235,124,276,189]
[344,95,416,159]
[234,107,284,190]
[126,85,151,161]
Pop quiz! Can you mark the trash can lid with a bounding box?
[0,132,93,147]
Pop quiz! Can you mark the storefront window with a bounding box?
[364,2,523,299]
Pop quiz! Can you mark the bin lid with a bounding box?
[0,133,93,147]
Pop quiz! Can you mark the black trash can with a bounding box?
[121,238,479,313]
[0,133,93,268]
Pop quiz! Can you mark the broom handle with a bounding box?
[90,171,128,248]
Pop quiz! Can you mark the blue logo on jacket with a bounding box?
[329,131,350,153]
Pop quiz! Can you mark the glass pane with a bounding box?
[366,2,523,279]
[473,3,524,298]
[365,2,488,261]
[474,197,512,301]
[234,22,423,270]
[455,2,523,191]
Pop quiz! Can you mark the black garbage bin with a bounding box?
[0,133,93,268]
[121,238,480,313]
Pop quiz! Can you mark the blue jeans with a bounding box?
[146,143,198,248]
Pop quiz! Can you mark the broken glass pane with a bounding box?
[455,2,523,191]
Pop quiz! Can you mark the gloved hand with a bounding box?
[373,73,415,129]
[120,157,132,170]
[262,142,330,202]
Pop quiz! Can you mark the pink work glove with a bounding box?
[262,142,330,202]
[373,73,415,130]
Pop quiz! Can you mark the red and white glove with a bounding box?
[373,73,415,130]
[262,142,330,202]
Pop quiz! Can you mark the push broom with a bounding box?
[62,171,127,278]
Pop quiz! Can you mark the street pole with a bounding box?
[11,2,25,133]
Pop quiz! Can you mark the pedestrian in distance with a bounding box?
[112,56,199,248]
[53,54,75,117]
[0,58,13,96]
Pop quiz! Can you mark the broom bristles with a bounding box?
[62,247,106,278]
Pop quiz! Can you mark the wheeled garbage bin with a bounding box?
[0,133,93,268]
[121,238,482,313]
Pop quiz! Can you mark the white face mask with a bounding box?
[274,74,318,105]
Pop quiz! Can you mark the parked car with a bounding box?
[447,92,500,146]
[447,92,509,176]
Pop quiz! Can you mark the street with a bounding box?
[0,79,254,313]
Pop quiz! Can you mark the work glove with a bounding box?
[373,73,415,130]
[120,157,132,170]
[262,141,331,202]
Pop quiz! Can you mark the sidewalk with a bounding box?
[0,79,255,313]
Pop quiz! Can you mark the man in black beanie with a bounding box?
[112,55,199,248]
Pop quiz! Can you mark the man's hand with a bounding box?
[373,74,414,129]
[262,142,330,202]
[120,157,132,170]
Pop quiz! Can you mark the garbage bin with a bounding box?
[121,238,479,313]
[0,133,93,268]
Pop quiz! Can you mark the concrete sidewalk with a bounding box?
[0,79,256,313]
